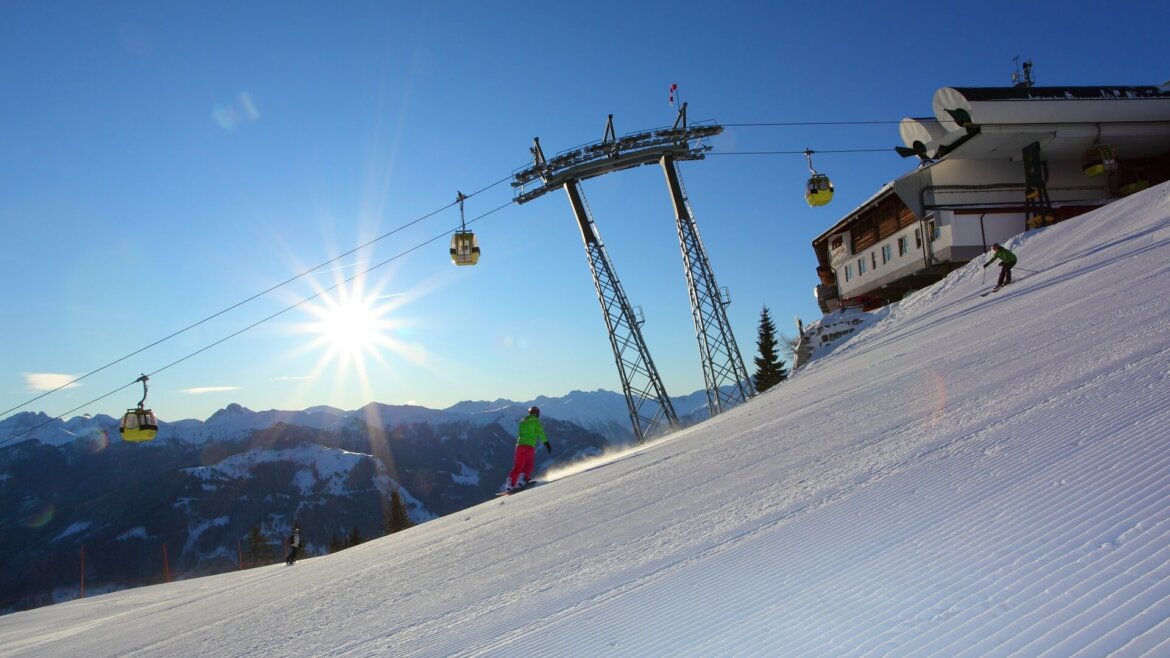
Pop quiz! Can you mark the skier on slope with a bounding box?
[983,243,1018,290]
[285,522,301,565]
[503,406,552,492]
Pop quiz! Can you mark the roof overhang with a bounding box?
[899,85,1170,163]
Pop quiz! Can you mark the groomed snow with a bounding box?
[2,183,1169,657]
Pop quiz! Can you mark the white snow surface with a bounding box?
[3,183,1170,656]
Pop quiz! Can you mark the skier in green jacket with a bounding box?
[503,406,552,492]
[983,243,1018,289]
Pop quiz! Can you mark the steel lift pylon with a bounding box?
[512,104,753,442]
[661,153,754,415]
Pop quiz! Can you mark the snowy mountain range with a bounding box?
[0,387,719,612]
[1,388,716,448]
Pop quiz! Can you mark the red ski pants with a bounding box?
[507,445,536,487]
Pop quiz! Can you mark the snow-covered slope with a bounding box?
[3,182,1169,657]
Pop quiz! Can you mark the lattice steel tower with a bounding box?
[662,153,755,414]
[564,181,677,441]
[512,104,754,442]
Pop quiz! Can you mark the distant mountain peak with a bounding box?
[205,403,254,424]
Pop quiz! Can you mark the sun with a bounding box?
[313,292,385,359]
[282,255,434,410]
[298,272,403,376]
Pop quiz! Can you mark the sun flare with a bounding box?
[314,293,385,358]
[307,288,392,365]
[295,270,408,379]
[283,253,435,410]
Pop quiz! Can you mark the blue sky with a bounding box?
[3,0,1168,423]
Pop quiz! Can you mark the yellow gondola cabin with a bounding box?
[450,230,480,266]
[803,149,834,207]
[120,408,158,442]
[806,173,834,207]
[449,191,480,266]
[119,374,158,442]
[1082,144,1118,177]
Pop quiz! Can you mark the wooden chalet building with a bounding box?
[812,82,1170,313]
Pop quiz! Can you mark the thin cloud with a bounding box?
[24,373,80,391]
[212,91,260,130]
[181,386,240,395]
[271,375,315,382]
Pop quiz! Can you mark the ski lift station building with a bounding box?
[811,82,1170,313]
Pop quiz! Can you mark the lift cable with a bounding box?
[4,114,1028,422]
[2,198,516,448]
[709,147,894,155]
[723,120,904,127]
[1,175,513,421]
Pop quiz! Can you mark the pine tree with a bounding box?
[346,525,365,548]
[383,488,416,535]
[752,305,788,393]
[328,532,344,554]
[245,525,276,567]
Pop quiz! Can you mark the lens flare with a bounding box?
[79,428,109,455]
[22,502,54,528]
[212,91,260,130]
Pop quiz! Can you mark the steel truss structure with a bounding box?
[512,104,753,442]
[661,154,755,414]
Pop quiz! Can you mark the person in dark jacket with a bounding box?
[983,243,1018,289]
[503,406,552,492]
[285,522,301,565]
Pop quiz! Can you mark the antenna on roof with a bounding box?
[1012,57,1034,88]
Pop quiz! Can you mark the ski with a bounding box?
[981,281,1013,297]
[495,480,541,497]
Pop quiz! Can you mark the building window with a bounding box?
[881,245,892,263]
[915,229,922,248]
[927,220,941,241]
[858,257,867,275]
[898,236,909,257]
[844,264,853,281]
[872,252,878,269]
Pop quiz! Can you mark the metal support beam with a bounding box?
[564,180,678,443]
[512,107,734,440]
[512,104,721,205]
[661,154,755,415]
[1022,141,1054,225]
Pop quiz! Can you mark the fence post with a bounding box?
[162,543,171,583]
[79,545,86,599]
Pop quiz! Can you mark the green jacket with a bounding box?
[986,247,1017,267]
[516,414,548,447]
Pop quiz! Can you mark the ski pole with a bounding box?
[1014,266,1041,273]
